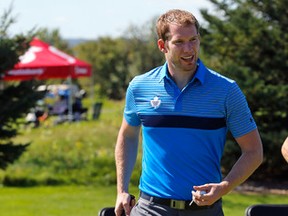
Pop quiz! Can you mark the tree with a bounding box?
[0,6,45,169]
[36,28,73,55]
[200,0,288,179]
[123,17,165,74]
[74,17,163,100]
[74,37,131,99]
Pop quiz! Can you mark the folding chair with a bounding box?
[245,204,288,216]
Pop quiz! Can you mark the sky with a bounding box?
[1,0,214,40]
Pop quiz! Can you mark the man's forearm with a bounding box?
[222,149,262,194]
[221,129,263,195]
[115,134,139,193]
[281,137,288,162]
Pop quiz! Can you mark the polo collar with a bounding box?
[159,59,207,85]
[159,62,169,82]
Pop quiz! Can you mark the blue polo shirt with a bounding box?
[124,59,257,200]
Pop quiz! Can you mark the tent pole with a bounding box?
[91,68,95,120]
[67,76,73,121]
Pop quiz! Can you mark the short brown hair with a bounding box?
[156,9,200,41]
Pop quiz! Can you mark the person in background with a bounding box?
[25,100,47,128]
[51,95,68,124]
[281,137,288,162]
[72,93,88,121]
[114,9,263,216]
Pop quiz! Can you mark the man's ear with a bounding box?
[157,39,166,53]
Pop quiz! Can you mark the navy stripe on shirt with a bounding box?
[140,115,226,130]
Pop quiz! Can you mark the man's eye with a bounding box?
[174,41,183,44]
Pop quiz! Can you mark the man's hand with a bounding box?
[192,182,227,206]
[115,193,135,216]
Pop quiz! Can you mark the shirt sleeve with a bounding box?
[226,82,257,138]
[124,82,141,126]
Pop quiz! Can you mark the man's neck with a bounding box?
[168,65,198,90]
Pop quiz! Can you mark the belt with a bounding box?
[140,191,217,210]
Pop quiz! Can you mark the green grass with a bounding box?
[0,186,287,216]
[223,192,288,216]
[0,185,118,216]
[1,99,131,186]
[1,98,287,215]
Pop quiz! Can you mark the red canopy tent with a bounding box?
[3,37,92,120]
[3,37,91,81]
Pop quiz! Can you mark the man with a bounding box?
[115,9,263,216]
[281,137,288,162]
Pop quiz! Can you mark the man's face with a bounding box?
[158,23,200,74]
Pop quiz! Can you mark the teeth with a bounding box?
[182,56,192,59]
